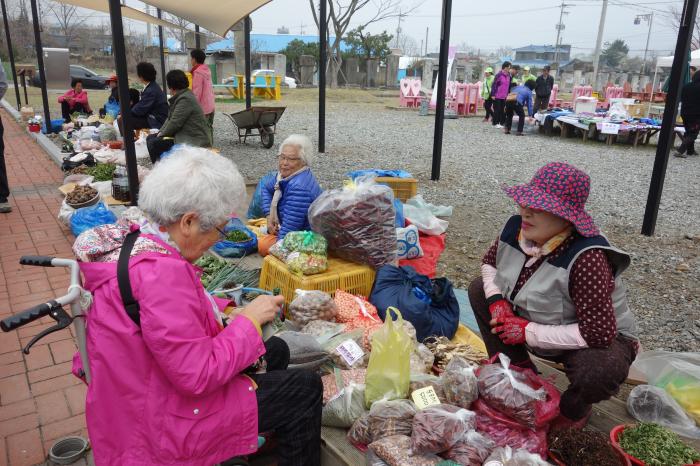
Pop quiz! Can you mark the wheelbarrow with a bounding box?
[225,106,286,149]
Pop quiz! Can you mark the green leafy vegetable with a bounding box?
[225,229,252,243]
[618,422,700,466]
[86,163,117,182]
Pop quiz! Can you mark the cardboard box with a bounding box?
[625,103,646,119]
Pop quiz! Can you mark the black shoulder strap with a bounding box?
[117,230,141,327]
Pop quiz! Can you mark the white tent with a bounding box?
[57,0,185,29]
[655,49,700,68]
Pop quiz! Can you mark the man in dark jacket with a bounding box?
[125,62,169,131]
[675,71,700,157]
[534,65,554,112]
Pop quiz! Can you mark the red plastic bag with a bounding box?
[473,399,548,458]
[476,353,560,429]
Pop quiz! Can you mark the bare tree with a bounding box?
[667,6,700,50]
[496,45,514,59]
[167,14,190,52]
[42,1,87,48]
[125,21,148,68]
[397,34,419,57]
[308,0,423,88]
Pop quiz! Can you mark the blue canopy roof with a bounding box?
[206,33,348,53]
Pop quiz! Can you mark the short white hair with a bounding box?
[278,134,314,166]
[138,146,246,230]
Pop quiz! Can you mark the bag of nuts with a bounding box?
[289,290,337,326]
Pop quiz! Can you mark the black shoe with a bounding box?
[688,151,698,156]
[674,152,688,158]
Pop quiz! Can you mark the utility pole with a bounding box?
[299,21,307,35]
[553,2,569,79]
[635,13,654,77]
[591,0,609,90]
[395,9,403,49]
[425,27,429,56]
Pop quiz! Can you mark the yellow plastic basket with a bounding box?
[259,255,376,306]
[374,177,418,202]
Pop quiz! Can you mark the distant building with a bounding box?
[512,44,571,68]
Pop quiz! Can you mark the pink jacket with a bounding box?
[72,224,265,466]
[58,89,91,112]
[191,64,215,115]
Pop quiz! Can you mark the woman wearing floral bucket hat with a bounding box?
[468,161,639,431]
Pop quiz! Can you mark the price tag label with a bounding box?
[601,122,620,135]
[411,386,441,410]
[335,339,365,367]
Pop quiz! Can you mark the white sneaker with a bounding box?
[495,124,503,129]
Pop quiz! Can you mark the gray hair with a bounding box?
[138,146,246,230]
[278,134,314,166]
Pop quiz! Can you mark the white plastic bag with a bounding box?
[57,199,76,225]
[396,225,424,260]
[322,379,367,428]
[402,203,448,235]
[484,446,549,465]
[606,101,629,121]
[410,404,476,454]
[406,194,453,217]
[627,384,700,439]
[631,351,700,425]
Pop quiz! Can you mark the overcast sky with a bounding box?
[86,0,686,58]
[247,0,683,58]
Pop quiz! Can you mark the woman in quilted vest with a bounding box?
[468,161,639,430]
[257,134,323,255]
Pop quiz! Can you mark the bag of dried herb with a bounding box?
[617,422,700,466]
[368,399,417,442]
[369,435,442,466]
[441,430,495,466]
[410,404,476,454]
[441,356,478,409]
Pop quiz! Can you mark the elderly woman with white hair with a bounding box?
[257,134,323,255]
[72,146,322,466]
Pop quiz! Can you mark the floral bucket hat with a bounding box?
[503,162,600,237]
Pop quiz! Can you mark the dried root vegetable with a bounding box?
[423,336,486,371]
[369,435,442,466]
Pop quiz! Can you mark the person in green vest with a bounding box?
[522,66,537,84]
[482,67,495,123]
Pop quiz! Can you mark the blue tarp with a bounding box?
[454,288,480,336]
[348,169,413,179]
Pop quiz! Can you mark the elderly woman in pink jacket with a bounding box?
[72,146,322,466]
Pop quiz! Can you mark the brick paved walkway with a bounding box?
[0,109,93,465]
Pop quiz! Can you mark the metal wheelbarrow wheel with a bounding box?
[260,128,274,149]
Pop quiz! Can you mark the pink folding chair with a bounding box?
[466,83,480,115]
[451,83,468,115]
[549,84,559,108]
[399,79,412,107]
[409,78,422,107]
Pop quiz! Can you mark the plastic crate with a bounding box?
[374,177,418,202]
[259,255,376,306]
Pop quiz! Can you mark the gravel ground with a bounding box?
[215,94,700,353]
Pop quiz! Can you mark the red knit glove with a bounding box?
[488,298,515,323]
[493,316,530,345]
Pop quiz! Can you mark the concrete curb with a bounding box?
[1,98,65,167]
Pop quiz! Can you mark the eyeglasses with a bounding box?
[278,155,301,162]
[215,226,227,240]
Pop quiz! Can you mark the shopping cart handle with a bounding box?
[0,301,58,332]
[19,256,55,267]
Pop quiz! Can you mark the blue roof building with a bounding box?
[513,44,571,68]
[150,37,182,52]
[206,34,348,53]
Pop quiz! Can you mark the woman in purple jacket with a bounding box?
[490,61,512,128]
[258,134,323,255]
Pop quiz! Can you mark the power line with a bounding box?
[409,6,561,18]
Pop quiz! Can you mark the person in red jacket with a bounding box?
[58,79,92,122]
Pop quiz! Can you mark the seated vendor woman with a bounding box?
[72,146,322,466]
[468,161,638,430]
[58,79,91,122]
[258,134,322,255]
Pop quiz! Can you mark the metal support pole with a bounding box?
[591,0,608,90]
[107,0,139,204]
[157,8,166,91]
[195,24,201,50]
[244,16,251,109]
[319,0,327,153]
[642,0,699,236]
[431,0,452,181]
[29,0,52,132]
[1,0,21,109]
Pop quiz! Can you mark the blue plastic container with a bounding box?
[42,119,64,134]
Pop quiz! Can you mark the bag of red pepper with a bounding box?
[308,176,397,268]
[476,353,560,429]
